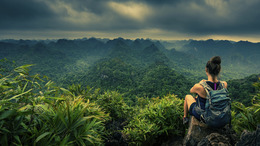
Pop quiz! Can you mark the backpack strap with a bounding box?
[200,81,213,91]
[199,81,212,99]
[218,81,226,90]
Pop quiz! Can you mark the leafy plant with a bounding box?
[0,64,109,145]
[33,96,109,145]
[123,94,185,145]
[68,83,93,97]
[0,64,48,145]
[95,91,133,120]
[231,78,260,135]
[91,91,134,145]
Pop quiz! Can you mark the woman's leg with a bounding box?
[183,94,196,118]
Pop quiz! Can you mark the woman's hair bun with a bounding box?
[211,56,221,65]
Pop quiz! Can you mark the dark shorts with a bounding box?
[189,102,201,120]
[189,102,196,115]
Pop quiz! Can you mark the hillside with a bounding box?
[181,39,260,79]
[228,74,260,105]
[0,40,259,144]
[0,63,259,145]
[1,38,260,100]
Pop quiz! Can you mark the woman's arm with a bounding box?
[190,83,201,94]
[223,81,228,88]
[190,79,206,94]
[190,81,207,98]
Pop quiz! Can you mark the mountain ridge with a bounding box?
[1,37,259,99]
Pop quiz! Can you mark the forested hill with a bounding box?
[180,39,260,78]
[228,74,260,106]
[1,38,260,100]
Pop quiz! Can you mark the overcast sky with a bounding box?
[1,0,260,42]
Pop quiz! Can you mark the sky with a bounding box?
[1,0,260,42]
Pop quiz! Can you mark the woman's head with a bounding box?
[206,56,221,78]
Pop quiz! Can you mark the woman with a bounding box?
[183,56,228,124]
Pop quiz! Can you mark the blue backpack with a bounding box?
[194,81,231,128]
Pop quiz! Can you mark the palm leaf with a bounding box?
[0,110,16,120]
[35,132,52,143]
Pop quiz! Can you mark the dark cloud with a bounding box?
[0,0,260,39]
[0,0,58,30]
[60,0,109,15]
[0,0,53,19]
[144,0,260,35]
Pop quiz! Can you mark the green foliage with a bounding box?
[231,78,260,135]
[1,37,260,144]
[67,83,135,144]
[182,39,260,80]
[1,38,260,93]
[136,63,192,98]
[67,58,192,101]
[232,97,260,135]
[95,91,133,121]
[0,58,16,77]
[0,64,109,145]
[0,64,54,145]
[136,96,150,108]
[68,83,94,97]
[228,74,259,105]
[34,96,109,145]
[123,94,185,145]
[84,58,136,94]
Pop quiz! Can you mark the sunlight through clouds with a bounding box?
[44,0,98,25]
[205,0,229,17]
[108,1,150,22]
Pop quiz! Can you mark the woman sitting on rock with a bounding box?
[183,56,228,125]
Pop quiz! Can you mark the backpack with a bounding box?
[194,81,231,128]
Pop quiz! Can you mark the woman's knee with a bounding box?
[185,94,196,105]
[185,94,193,100]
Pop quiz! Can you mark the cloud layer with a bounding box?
[1,0,260,40]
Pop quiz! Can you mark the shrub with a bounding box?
[123,94,185,145]
[93,91,134,145]
[33,96,109,145]
[95,91,133,121]
[0,64,109,145]
[0,64,46,145]
[68,83,94,98]
[231,79,260,135]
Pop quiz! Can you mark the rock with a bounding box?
[160,136,183,146]
[197,133,231,146]
[183,116,215,145]
[236,125,260,146]
[183,116,238,146]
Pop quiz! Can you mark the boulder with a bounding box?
[236,125,260,146]
[183,116,238,146]
[197,133,231,146]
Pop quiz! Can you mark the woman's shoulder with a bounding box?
[190,83,204,94]
[194,83,205,90]
[220,81,228,88]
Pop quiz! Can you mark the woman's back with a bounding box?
[195,80,227,99]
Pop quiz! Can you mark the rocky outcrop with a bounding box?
[183,116,238,146]
[197,133,231,146]
[236,125,260,146]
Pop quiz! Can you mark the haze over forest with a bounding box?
[1,37,259,103]
[1,0,260,98]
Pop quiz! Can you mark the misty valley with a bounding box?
[0,37,259,145]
